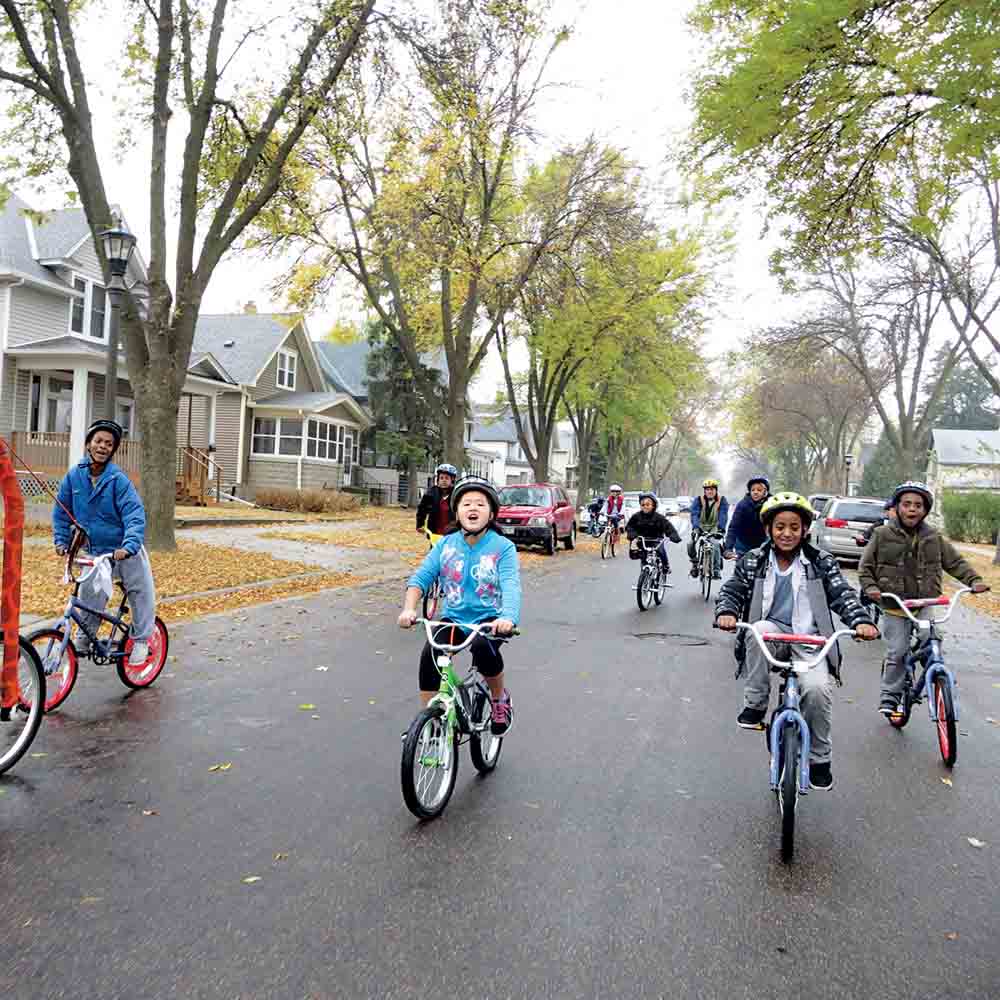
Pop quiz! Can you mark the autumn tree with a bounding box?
[0,0,376,547]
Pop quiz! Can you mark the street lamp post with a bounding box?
[843,453,853,497]
[98,226,138,421]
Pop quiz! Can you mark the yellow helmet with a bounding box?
[759,491,814,527]
[702,478,719,489]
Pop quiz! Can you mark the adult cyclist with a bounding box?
[416,463,458,537]
[688,478,729,579]
[724,476,771,560]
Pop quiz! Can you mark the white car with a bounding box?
[658,497,681,515]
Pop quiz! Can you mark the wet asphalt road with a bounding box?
[1,530,998,1000]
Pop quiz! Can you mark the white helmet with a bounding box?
[609,484,622,493]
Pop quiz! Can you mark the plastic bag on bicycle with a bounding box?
[79,557,113,608]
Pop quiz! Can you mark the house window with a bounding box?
[252,417,278,454]
[279,418,303,455]
[277,350,297,389]
[69,276,107,339]
[116,399,134,437]
[307,419,336,459]
[70,277,86,333]
[90,285,107,339]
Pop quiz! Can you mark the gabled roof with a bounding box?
[188,352,236,384]
[0,193,69,287]
[249,388,372,427]
[315,339,369,397]
[931,428,1000,465]
[33,206,91,261]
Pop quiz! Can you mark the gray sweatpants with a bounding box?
[880,609,941,697]
[79,547,157,642]
[743,620,834,764]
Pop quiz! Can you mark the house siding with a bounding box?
[13,368,30,431]
[212,391,243,489]
[8,283,69,345]
[0,356,16,439]
[246,457,343,497]
[70,239,104,283]
[176,394,211,448]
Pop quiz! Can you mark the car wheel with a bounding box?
[564,522,576,550]
[545,526,557,555]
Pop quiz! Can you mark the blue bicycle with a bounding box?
[880,588,973,767]
[732,624,856,862]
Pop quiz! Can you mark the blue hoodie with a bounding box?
[409,530,521,625]
[724,493,768,555]
[52,458,146,556]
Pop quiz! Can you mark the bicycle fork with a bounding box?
[918,648,959,723]
[768,681,812,794]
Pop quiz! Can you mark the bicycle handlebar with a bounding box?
[415,618,520,652]
[879,587,972,626]
[718,623,858,672]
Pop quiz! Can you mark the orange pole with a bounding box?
[0,438,24,709]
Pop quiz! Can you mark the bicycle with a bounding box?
[632,536,671,611]
[400,619,516,820]
[601,516,622,560]
[421,528,443,619]
[25,555,169,712]
[696,530,725,602]
[880,588,973,767]
[0,632,46,775]
[588,511,605,538]
[723,623,856,862]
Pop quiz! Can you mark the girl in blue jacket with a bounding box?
[724,476,772,559]
[52,419,157,667]
[399,475,520,736]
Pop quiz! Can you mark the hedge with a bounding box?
[940,490,1000,544]
[254,487,361,514]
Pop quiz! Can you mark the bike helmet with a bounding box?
[609,484,623,493]
[747,475,770,492]
[890,480,933,513]
[638,491,658,509]
[85,419,124,452]
[435,463,459,479]
[702,478,719,489]
[759,491,815,528]
[449,475,500,517]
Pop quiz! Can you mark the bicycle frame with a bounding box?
[51,557,132,665]
[736,625,856,794]
[696,531,724,565]
[881,589,970,723]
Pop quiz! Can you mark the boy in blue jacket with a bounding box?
[724,476,771,560]
[52,419,157,667]
[399,475,520,735]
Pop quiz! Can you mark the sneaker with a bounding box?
[737,707,767,730]
[491,690,513,736]
[689,566,699,578]
[809,761,834,790]
[712,571,722,580]
[878,696,899,717]
[127,640,149,667]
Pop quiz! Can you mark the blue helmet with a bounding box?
[435,463,459,479]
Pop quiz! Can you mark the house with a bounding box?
[927,428,1000,507]
[0,193,230,495]
[470,406,577,488]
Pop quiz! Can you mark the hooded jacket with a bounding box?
[416,485,454,535]
[724,493,769,553]
[52,458,146,556]
[625,509,682,544]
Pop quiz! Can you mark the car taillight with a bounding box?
[825,518,848,528]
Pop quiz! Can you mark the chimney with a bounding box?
[244,300,258,314]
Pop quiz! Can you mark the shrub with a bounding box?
[254,486,361,515]
[941,490,1000,544]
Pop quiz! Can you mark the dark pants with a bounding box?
[418,621,504,690]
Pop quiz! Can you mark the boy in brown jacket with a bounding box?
[858,481,989,716]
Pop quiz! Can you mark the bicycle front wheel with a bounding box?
[701,546,713,602]
[610,531,617,558]
[26,628,78,712]
[601,532,609,560]
[469,685,502,774]
[422,580,441,621]
[777,723,800,863]
[636,566,652,611]
[653,568,667,606]
[934,676,957,767]
[401,707,458,819]
[0,637,46,776]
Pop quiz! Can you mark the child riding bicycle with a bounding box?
[724,475,771,559]
[626,493,681,571]
[688,478,729,578]
[714,492,878,790]
[416,463,458,536]
[858,481,988,718]
[398,476,520,735]
[51,419,157,668]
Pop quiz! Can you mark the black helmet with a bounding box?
[85,419,124,452]
[747,475,770,492]
[449,475,500,517]
[638,491,657,510]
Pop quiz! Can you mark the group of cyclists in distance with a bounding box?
[401,465,990,793]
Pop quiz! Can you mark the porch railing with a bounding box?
[11,432,142,485]
[175,447,224,505]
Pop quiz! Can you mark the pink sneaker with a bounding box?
[490,690,513,736]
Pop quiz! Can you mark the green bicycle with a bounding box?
[401,619,516,820]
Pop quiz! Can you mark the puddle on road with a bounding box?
[632,632,709,646]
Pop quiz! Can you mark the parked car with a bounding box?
[497,483,577,554]
[806,493,833,542]
[658,496,681,515]
[676,496,693,512]
[811,496,886,560]
[621,491,643,520]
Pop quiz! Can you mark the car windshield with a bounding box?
[834,501,885,523]
[500,487,551,507]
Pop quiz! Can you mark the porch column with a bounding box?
[68,366,89,466]
[208,393,217,449]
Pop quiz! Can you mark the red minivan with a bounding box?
[496,483,577,555]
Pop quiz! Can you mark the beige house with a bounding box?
[927,428,1000,508]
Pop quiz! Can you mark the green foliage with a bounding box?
[860,432,924,498]
[941,490,1000,544]
[688,0,1000,258]
[923,354,999,431]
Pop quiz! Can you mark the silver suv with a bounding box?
[812,496,886,559]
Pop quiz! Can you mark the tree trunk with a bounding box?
[443,377,468,468]
[136,370,181,551]
[406,454,419,508]
[530,429,551,482]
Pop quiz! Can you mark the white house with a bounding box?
[927,428,1000,505]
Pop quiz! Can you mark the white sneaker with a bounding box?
[127,640,149,666]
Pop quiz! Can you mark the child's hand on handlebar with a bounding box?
[865,587,882,602]
[490,619,515,637]
[972,582,991,593]
[855,623,879,641]
[113,548,129,561]
[716,614,737,631]
[723,550,736,561]
[55,545,67,557]
[397,609,418,629]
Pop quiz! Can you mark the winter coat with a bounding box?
[714,540,872,680]
[626,510,682,544]
[416,485,454,535]
[52,458,146,557]
[691,494,729,534]
[723,493,768,553]
[858,520,982,609]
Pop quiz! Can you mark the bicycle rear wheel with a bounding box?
[636,566,652,611]
[701,546,713,602]
[0,637,46,776]
[469,684,502,773]
[422,580,441,620]
[116,617,169,689]
[401,707,458,819]
[777,723,800,863]
[934,676,957,767]
[25,628,78,712]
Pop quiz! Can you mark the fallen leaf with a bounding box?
[315,666,329,672]
[987,717,999,726]
[242,876,262,885]
[944,932,959,941]
[298,703,316,710]
[941,777,953,787]
[311,715,321,720]
[80,896,103,905]
[29,752,47,758]
[208,762,233,772]
[274,852,288,861]
[141,809,158,816]
[967,837,986,848]
[368,699,376,705]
